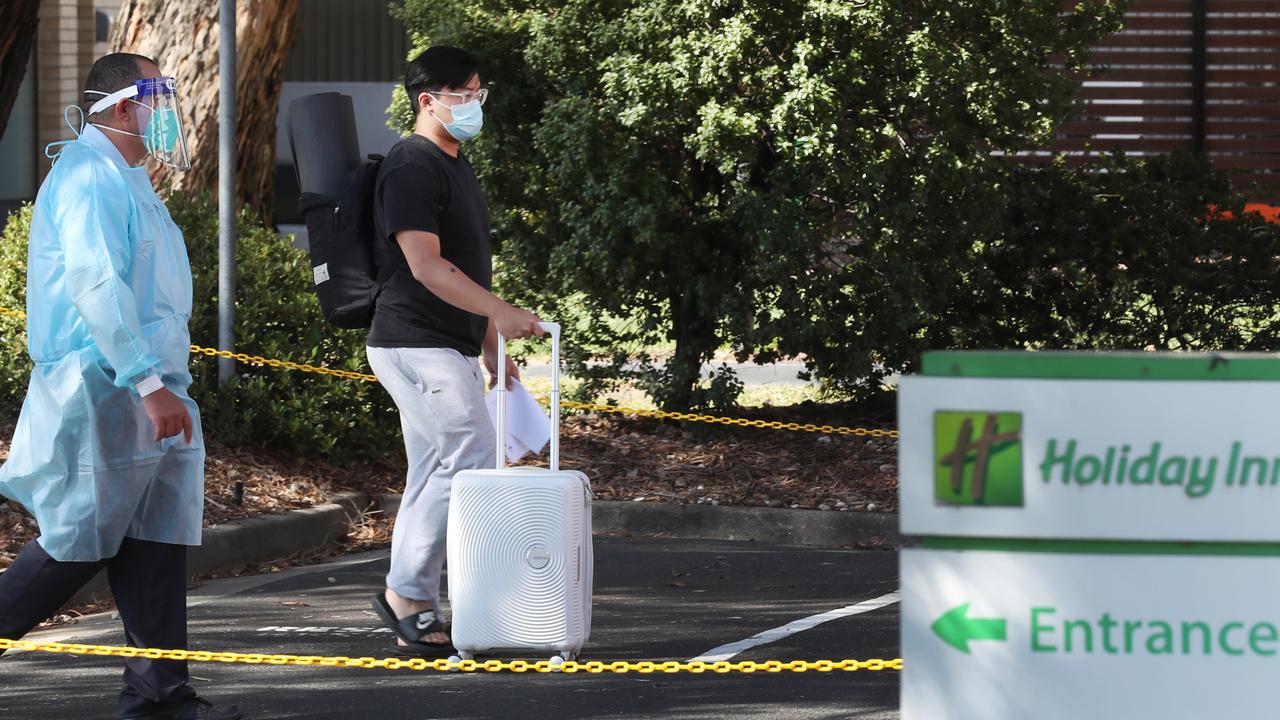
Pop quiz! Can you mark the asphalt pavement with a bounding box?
[0,537,900,720]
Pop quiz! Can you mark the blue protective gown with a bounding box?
[0,124,204,562]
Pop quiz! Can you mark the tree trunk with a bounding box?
[0,0,40,141]
[663,287,717,412]
[111,0,298,220]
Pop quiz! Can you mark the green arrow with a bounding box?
[932,603,1007,654]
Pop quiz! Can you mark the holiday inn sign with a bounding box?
[903,355,1280,542]
[934,408,1280,507]
[899,352,1280,720]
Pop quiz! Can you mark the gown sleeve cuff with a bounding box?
[135,374,164,397]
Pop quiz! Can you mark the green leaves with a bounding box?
[0,205,32,418]
[389,0,1130,408]
[942,153,1280,355]
[170,193,401,466]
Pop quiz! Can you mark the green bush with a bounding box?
[935,153,1280,354]
[772,153,1280,394]
[0,205,32,419]
[0,195,401,466]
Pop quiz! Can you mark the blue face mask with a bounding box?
[145,106,181,154]
[434,99,484,142]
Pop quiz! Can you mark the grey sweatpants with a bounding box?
[366,346,496,617]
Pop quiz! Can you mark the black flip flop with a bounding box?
[393,641,456,658]
[371,593,453,655]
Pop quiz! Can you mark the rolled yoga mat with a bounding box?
[287,92,362,199]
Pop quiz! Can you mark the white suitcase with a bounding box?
[448,322,594,661]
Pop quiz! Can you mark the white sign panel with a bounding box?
[903,548,1280,720]
[899,376,1280,541]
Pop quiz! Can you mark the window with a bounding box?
[95,10,111,44]
[0,51,38,203]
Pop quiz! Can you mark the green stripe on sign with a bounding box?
[922,536,1280,557]
[920,351,1280,381]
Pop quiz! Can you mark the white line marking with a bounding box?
[254,626,392,637]
[689,591,901,662]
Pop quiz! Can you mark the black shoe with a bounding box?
[122,697,244,720]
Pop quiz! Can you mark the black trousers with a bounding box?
[0,537,196,718]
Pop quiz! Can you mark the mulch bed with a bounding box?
[555,413,897,512]
[0,405,899,574]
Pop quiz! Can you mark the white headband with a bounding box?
[86,85,140,116]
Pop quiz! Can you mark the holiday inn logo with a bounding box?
[931,410,1279,503]
[934,411,1024,507]
[1040,440,1280,498]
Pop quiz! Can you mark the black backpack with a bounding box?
[297,155,384,329]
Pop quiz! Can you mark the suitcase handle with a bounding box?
[496,321,561,471]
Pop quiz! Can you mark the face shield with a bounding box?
[87,76,192,171]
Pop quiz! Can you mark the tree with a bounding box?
[391,0,1128,410]
[0,0,40,141]
[111,0,298,218]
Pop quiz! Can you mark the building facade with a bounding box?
[0,0,115,216]
[0,0,408,225]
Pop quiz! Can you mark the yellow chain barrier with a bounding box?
[0,304,903,672]
[0,305,898,438]
[0,638,900,674]
[188,344,379,383]
[561,400,898,438]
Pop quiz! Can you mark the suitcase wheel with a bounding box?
[554,651,578,663]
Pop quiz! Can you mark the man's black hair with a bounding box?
[82,52,156,118]
[404,46,480,113]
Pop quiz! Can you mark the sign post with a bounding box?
[899,352,1280,719]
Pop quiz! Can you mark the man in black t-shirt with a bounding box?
[366,46,544,655]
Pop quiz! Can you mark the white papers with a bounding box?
[485,379,551,463]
